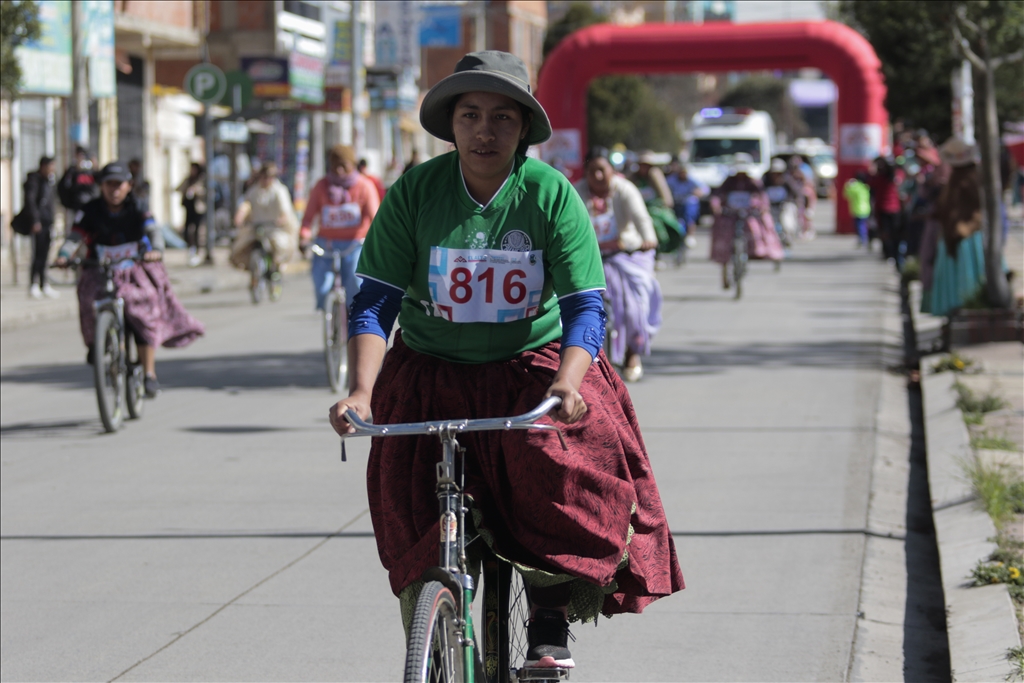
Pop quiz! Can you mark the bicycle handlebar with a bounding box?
[338,396,567,459]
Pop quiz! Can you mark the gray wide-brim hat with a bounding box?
[420,51,552,146]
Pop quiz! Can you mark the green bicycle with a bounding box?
[340,396,571,683]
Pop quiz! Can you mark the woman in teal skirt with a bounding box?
[921,138,986,316]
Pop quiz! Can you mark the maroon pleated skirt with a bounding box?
[367,333,684,616]
[77,261,205,349]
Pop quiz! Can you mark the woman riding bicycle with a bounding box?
[709,153,785,289]
[300,145,380,311]
[573,147,663,382]
[328,51,683,672]
[230,163,298,275]
[54,162,205,397]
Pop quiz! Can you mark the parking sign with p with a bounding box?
[185,64,227,104]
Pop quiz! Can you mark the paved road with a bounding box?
[1,203,901,681]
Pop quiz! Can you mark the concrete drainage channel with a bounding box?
[849,277,951,681]
[908,283,1023,682]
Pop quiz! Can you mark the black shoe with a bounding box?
[144,375,161,398]
[86,345,95,366]
[524,608,575,669]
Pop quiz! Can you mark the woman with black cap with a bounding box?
[55,161,205,397]
[327,51,683,671]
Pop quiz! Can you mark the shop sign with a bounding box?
[289,53,325,105]
[14,0,72,96]
[82,0,116,98]
[326,19,352,87]
[420,5,462,48]
[375,1,419,70]
[241,57,290,99]
[838,124,883,163]
[366,71,398,111]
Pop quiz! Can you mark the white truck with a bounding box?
[684,107,777,191]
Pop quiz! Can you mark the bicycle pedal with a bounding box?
[514,667,570,681]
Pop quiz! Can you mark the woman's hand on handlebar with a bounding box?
[545,379,586,424]
[143,250,162,262]
[329,390,372,436]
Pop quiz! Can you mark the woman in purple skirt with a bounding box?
[55,162,204,397]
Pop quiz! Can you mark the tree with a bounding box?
[951,1,1024,309]
[542,2,680,153]
[1,0,41,100]
[588,75,680,152]
[833,0,1023,140]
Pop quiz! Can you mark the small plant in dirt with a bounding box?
[962,457,1024,527]
[971,432,1020,451]
[954,381,1008,416]
[971,558,1024,590]
[931,352,977,374]
[1008,645,1024,682]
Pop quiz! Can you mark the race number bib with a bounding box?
[591,209,619,253]
[726,191,753,210]
[425,247,544,323]
[96,241,139,268]
[765,186,788,203]
[322,202,361,230]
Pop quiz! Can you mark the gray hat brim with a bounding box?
[420,71,552,146]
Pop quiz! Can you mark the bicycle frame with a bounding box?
[340,397,568,682]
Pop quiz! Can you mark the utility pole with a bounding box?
[70,0,90,152]
[202,0,216,264]
[352,0,365,157]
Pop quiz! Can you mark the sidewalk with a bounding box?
[0,243,309,332]
[909,225,1024,681]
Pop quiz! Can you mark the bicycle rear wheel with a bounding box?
[124,332,145,420]
[482,560,531,683]
[94,310,125,433]
[249,247,267,304]
[323,290,348,393]
[404,580,466,683]
[268,260,283,302]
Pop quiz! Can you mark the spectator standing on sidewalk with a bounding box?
[128,159,151,213]
[23,156,59,299]
[843,171,872,247]
[176,163,207,267]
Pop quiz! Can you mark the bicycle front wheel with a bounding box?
[732,235,747,301]
[94,309,125,433]
[481,559,530,683]
[323,291,347,393]
[404,581,466,683]
[124,332,145,420]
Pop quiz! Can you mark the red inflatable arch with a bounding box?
[535,20,889,233]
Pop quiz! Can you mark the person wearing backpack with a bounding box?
[57,147,100,211]
[21,156,59,298]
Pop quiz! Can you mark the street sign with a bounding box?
[185,64,227,104]
[220,70,254,111]
[217,120,250,144]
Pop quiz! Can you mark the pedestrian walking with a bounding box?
[128,158,151,213]
[402,149,420,174]
[22,156,59,298]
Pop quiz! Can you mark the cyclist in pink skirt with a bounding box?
[328,51,683,671]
